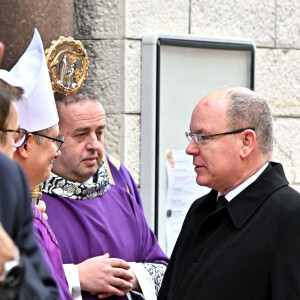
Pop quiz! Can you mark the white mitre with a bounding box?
[0,70,25,92]
[10,28,58,132]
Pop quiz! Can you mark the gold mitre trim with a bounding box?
[45,36,89,95]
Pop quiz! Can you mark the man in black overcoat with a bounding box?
[158,87,300,300]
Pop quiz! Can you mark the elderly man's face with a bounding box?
[18,124,62,189]
[0,103,19,158]
[52,99,105,183]
[186,91,242,194]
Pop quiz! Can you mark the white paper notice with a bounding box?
[165,149,210,257]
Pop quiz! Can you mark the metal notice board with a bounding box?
[140,33,255,253]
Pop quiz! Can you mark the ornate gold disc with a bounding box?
[45,36,89,95]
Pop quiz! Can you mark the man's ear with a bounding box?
[16,134,33,159]
[240,129,256,159]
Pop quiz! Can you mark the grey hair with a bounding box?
[32,126,55,145]
[226,87,273,156]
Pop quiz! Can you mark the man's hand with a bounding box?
[97,268,141,299]
[128,268,141,293]
[0,223,17,277]
[77,253,134,298]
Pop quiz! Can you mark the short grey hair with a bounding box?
[226,87,273,156]
[32,126,55,145]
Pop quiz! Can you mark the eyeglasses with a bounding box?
[30,132,64,152]
[185,127,255,144]
[0,128,28,148]
[0,128,64,151]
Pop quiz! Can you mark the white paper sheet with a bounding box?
[166,149,210,257]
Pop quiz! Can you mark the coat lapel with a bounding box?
[227,162,289,229]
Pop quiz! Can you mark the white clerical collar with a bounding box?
[83,177,93,184]
[218,162,269,202]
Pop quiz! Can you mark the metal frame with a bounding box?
[141,33,255,236]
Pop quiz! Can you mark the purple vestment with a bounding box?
[42,155,169,300]
[32,205,73,300]
[103,154,144,209]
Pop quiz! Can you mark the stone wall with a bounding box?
[0,0,73,70]
[74,0,300,190]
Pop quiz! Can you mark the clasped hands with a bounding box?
[78,253,141,299]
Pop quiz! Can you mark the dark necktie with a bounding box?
[216,195,228,210]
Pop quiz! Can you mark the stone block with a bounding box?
[256,48,300,116]
[272,118,300,184]
[124,115,141,185]
[126,0,189,38]
[74,0,124,39]
[104,114,124,160]
[125,40,141,113]
[81,39,125,115]
[276,0,300,48]
[190,0,275,47]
